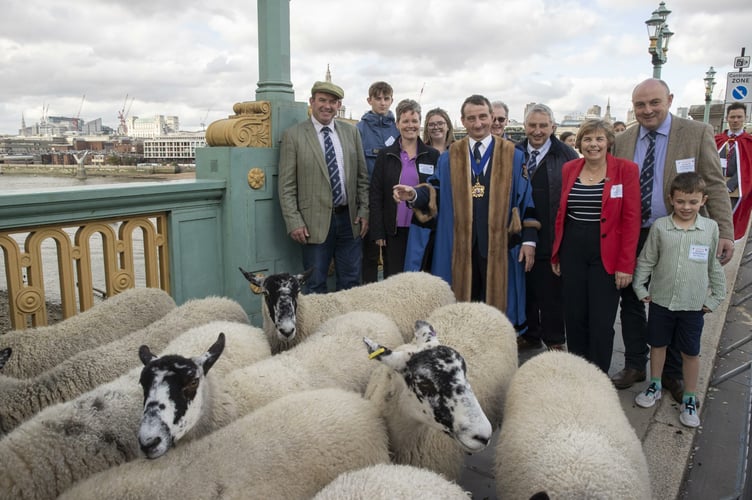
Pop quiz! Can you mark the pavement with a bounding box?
[457,232,750,500]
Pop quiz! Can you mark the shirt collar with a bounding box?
[469,134,493,151]
[527,138,551,158]
[312,117,334,133]
[640,113,672,141]
[668,212,706,231]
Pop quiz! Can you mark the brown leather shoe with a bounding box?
[517,336,543,350]
[546,343,566,351]
[661,376,685,404]
[610,367,646,389]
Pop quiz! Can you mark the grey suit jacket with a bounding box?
[614,115,733,240]
[278,118,369,244]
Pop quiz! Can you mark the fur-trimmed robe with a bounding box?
[410,137,539,327]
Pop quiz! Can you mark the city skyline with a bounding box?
[0,0,750,136]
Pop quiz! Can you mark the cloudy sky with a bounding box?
[0,0,749,136]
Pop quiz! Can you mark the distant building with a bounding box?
[126,115,180,138]
[143,133,206,162]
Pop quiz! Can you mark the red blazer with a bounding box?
[551,154,641,275]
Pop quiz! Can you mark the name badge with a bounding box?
[720,158,728,175]
[689,244,709,262]
[676,158,695,173]
[385,136,396,147]
[610,184,623,198]
[418,163,434,175]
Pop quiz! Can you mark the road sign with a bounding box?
[734,56,751,69]
[726,72,752,104]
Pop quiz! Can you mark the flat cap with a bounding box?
[311,81,344,99]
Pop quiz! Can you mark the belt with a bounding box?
[333,205,348,214]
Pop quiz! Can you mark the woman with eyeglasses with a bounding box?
[491,101,509,139]
[422,108,455,153]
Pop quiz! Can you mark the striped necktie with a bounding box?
[527,150,540,177]
[321,126,345,207]
[727,134,738,193]
[640,131,657,224]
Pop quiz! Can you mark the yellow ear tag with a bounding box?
[368,347,386,360]
[249,274,265,295]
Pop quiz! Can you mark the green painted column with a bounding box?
[196,0,309,325]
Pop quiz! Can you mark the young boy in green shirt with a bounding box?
[632,172,726,428]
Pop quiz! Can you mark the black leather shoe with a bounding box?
[662,376,685,404]
[610,367,646,389]
[517,336,544,350]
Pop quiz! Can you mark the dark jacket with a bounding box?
[516,136,579,257]
[356,111,399,179]
[369,138,440,241]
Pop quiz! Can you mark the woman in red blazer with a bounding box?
[551,119,641,373]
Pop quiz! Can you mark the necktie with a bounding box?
[640,131,657,224]
[727,134,738,193]
[321,126,345,207]
[527,150,540,177]
[473,142,482,164]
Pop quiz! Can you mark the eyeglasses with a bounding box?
[493,117,507,124]
[427,122,446,129]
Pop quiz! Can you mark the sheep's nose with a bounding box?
[473,434,491,447]
[279,327,296,338]
[140,436,161,454]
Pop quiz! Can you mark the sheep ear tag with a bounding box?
[249,274,265,295]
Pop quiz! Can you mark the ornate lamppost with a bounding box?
[645,2,674,79]
[703,66,717,125]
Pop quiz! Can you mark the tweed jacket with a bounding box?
[613,115,733,240]
[278,119,370,244]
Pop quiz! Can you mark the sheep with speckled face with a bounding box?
[364,302,518,481]
[0,296,249,434]
[0,287,176,378]
[494,351,650,499]
[239,268,455,353]
[59,389,390,500]
[0,321,270,500]
[313,464,471,500]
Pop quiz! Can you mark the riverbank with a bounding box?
[0,163,197,181]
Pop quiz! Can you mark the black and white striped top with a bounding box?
[566,179,604,222]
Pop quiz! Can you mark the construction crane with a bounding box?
[117,94,135,136]
[72,94,85,132]
[200,108,211,131]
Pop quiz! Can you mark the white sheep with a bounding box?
[59,388,390,500]
[364,302,518,481]
[239,268,456,353]
[0,320,271,500]
[0,287,176,378]
[313,464,471,500]
[494,351,651,499]
[218,311,404,420]
[0,296,249,434]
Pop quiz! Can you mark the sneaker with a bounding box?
[680,399,701,428]
[635,382,662,408]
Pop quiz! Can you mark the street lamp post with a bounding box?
[703,66,717,125]
[645,2,674,79]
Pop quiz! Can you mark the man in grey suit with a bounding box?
[610,78,734,402]
[278,81,370,293]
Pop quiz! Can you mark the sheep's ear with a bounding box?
[413,320,440,347]
[0,347,11,370]
[238,267,266,293]
[363,337,410,372]
[196,333,225,375]
[139,345,157,366]
[297,268,314,284]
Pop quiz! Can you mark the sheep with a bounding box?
[0,296,249,434]
[0,287,176,378]
[59,388,390,500]
[219,311,404,420]
[363,302,518,481]
[0,320,271,500]
[239,267,455,353]
[313,464,471,500]
[494,351,651,500]
[0,347,11,370]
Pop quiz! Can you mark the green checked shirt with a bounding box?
[633,213,727,312]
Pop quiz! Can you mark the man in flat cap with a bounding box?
[278,81,370,293]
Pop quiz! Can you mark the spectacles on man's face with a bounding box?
[493,116,507,124]
[427,122,446,129]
